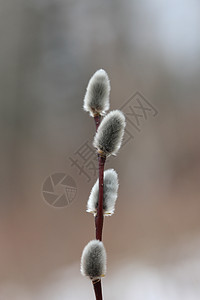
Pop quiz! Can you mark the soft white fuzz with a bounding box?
[83,69,110,117]
[80,240,107,280]
[87,169,119,216]
[93,110,126,156]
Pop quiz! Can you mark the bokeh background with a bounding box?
[1,0,200,299]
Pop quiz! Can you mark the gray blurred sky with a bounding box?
[1,0,200,299]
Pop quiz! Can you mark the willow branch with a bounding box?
[93,114,106,300]
[92,280,103,300]
[95,154,106,241]
[94,114,101,131]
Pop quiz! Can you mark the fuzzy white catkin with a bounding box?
[80,240,107,280]
[83,69,110,117]
[87,169,119,216]
[93,110,126,156]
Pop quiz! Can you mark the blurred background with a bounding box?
[1,0,200,299]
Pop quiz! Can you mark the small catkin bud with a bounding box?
[80,240,107,281]
[93,110,126,156]
[87,169,119,216]
[83,69,110,117]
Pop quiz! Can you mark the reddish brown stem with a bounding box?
[95,155,106,241]
[94,115,101,131]
[93,115,106,300]
[93,280,103,300]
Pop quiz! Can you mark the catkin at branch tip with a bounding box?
[83,69,110,117]
[87,169,119,216]
[93,110,126,156]
[80,240,107,281]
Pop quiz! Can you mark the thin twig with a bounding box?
[94,114,101,131]
[95,155,106,241]
[93,280,103,300]
[92,114,106,300]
